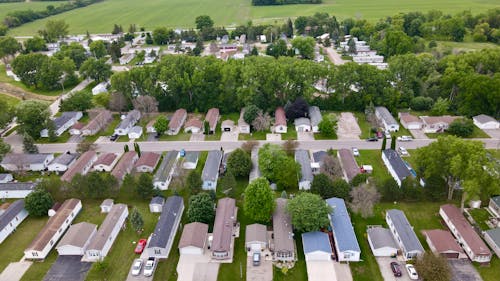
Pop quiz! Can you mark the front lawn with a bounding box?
[238,130,268,140]
[426,126,490,139]
[475,256,500,281]
[273,235,307,281]
[36,131,72,144]
[85,115,121,142]
[467,208,491,231]
[0,93,21,107]
[355,150,391,183]
[159,132,191,141]
[353,112,372,139]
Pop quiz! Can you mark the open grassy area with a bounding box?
[475,256,500,281]
[0,65,63,98]
[355,149,391,183]
[36,131,72,144]
[467,208,491,231]
[353,112,372,139]
[426,125,490,139]
[0,92,21,107]
[7,0,500,35]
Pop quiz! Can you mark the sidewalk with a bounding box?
[0,258,32,281]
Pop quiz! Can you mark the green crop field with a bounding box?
[6,0,500,35]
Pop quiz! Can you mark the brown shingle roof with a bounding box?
[275,107,286,126]
[185,117,203,129]
[26,199,81,251]
[245,223,267,244]
[205,108,219,129]
[440,204,491,256]
[423,229,464,254]
[168,109,187,130]
[273,198,294,254]
[72,122,84,130]
[212,198,236,253]
[94,153,118,166]
[421,115,460,126]
[57,222,96,248]
[134,152,160,169]
[111,152,138,181]
[179,222,208,249]
[82,110,112,134]
[61,151,97,182]
[399,112,421,124]
[338,149,360,181]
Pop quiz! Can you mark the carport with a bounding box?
[43,255,92,281]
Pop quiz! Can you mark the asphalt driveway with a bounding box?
[43,255,92,281]
[246,255,272,281]
[448,259,482,281]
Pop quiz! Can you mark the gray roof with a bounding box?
[202,150,223,182]
[53,112,81,129]
[382,149,411,181]
[154,151,179,182]
[148,196,184,248]
[0,182,37,191]
[272,198,294,254]
[367,227,398,250]
[338,149,360,182]
[1,153,53,165]
[326,197,361,253]
[87,204,128,251]
[473,114,498,124]
[294,117,311,127]
[150,196,165,206]
[386,209,424,253]
[117,110,140,130]
[100,199,113,207]
[129,126,142,134]
[302,231,332,254]
[308,106,322,127]
[0,174,12,181]
[50,153,78,166]
[212,198,236,253]
[57,222,96,248]
[0,200,25,230]
[184,151,199,163]
[295,150,313,182]
[492,196,500,208]
[485,228,500,247]
[312,151,327,163]
[375,106,398,125]
[245,223,267,244]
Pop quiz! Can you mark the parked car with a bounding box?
[131,259,143,276]
[253,252,261,266]
[405,264,418,280]
[143,257,156,277]
[110,134,118,141]
[134,239,147,254]
[385,131,391,139]
[376,131,383,139]
[366,137,378,142]
[390,262,402,277]
[352,147,360,157]
[397,135,413,142]
[398,147,409,156]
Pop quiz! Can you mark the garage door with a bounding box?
[441,252,459,259]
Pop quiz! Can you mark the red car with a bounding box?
[134,239,147,254]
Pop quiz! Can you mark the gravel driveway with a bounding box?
[337,112,361,140]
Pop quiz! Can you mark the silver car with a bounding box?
[143,257,156,277]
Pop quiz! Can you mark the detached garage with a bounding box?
[302,231,332,261]
[56,222,97,256]
[423,229,466,259]
[367,227,398,257]
[178,222,208,256]
[245,223,268,255]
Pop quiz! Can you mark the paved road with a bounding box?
[322,47,347,65]
[49,79,93,116]
[35,138,500,154]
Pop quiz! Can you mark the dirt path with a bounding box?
[0,82,57,102]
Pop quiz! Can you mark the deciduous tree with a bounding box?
[286,192,331,233]
[244,178,275,222]
[132,96,158,117]
[130,207,144,233]
[79,58,112,82]
[60,91,93,112]
[16,101,50,139]
[320,154,343,179]
[414,253,451,281]
[447,118,474,137]
[349,183,381,218]
[187,170,202,194]
[89,40,107,59]
[227,148,252,178]
[25,188,53,217]
[187,193,214,224]
[153,115,168,135]
[136,173,156,199]
[251,112,271,132]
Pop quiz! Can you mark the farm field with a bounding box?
[0,1,70,21]
[6,0,500,35]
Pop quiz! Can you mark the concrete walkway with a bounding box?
[0,259,32,281]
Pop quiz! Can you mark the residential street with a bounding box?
[34,138,500,154]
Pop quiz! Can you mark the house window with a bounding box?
[32,252,38,257]
[155,249,161,255]
[50,240,54,246]
[59,228,62,233]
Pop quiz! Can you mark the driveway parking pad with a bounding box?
[246,255,272,281]
[375,257,412,281]
[448,259,482,281]
[43,255,92,281]
[337,112,361,140]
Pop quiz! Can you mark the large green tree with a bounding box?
[15,101,50,138]
[60,90,93,112]
[130,207,144,233]
[0,99,14,129]
[244,178,275,222]
[414,253,451,281]
[187,193,215,224]
[79,58,112,82]
[415,136,499,210]
[136,173,156,199]
[258,144,299,190]
[286,192,331,233]
[69,172,118,199]
[447,118,474,137]
[291,36,315,60]
[89,40,107,59]
[39,20,69,43]
[25,188,54,217]
[227,148,252,178]
[0,36,22,63]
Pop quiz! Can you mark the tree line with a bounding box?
[251,0,322,6]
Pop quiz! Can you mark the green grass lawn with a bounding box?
[273,236,307,281]
[355,149,391,183]
[353,112,372,139]
[7,0,500,35]
[467,208,491,231]
[0,92,21,107]
[426,125,490,139]
[36,131,72,144]
[238,130,267,140]
[475,256,500,281]
[0,214,48,273]
[159,132,191,141]
[0,65,63,97]
[85,115,121,142]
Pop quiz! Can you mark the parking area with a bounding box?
[306,261,337,281]
[176,254,219,281]
[266,133,281,141]
[337,112,361,140]
[409,129,428,139]
[297,131,314,141]
[190,133,205,141]
[221,131,239,141]
[448,259,482,281]
[375,257,413,281]
[43,255,92,281]
[246,255,272,281]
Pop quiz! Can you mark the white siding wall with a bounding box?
[0,189,33,199]
[0,209,28,244]
[179,246,203,255]
[305,251,331,261]
[274,126,287,134]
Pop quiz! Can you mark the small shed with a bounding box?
[179,222,209,255]
[100,199,114,213]
[367,227,398,257]
[149,196,165,213]
[182,151,199,170]
[294,117,311,132]
[473,114,499,129]
[245,223,268,254]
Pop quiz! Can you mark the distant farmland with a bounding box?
[5,0,500,35]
